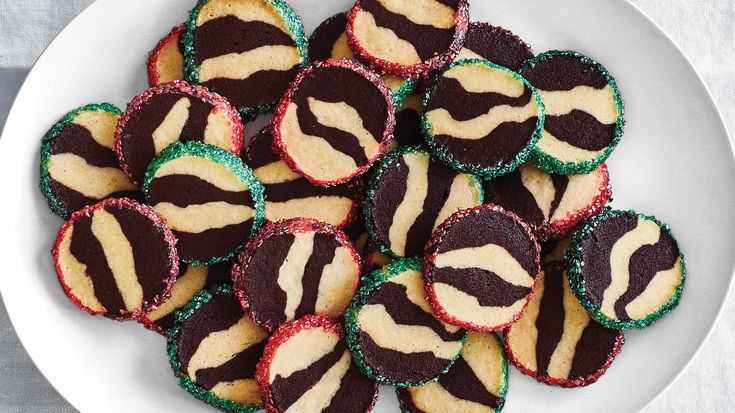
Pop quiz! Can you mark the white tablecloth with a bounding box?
[1,0,733,411]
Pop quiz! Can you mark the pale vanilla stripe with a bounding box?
[204,110,235,150]
[266,198,354,227]
[154,156,248,192]
[72,110,118,150]
[153,202,253,233]
[427,100,539,140]
[147,266,208,322]
[377,0,455,28]
[286,350,351,412]
[506,270,545,371]
[188,315,268,380]
[48,153,136,198]
[91,209,143,311]
[518,163,556,220]
[199,45,302,82]
[152,97,191,154]
[314,246,359,315]
[389,270,432,316]
[254,161,301,185]
[389,152,430,256]
[547,274,591,379]
[539,85,619,124]
[537,130,605,163]
[156,40,185,84]
[455,48,485,61]
[462,332,505,397]
[433,283,528,327]
[399,94,423,113]
[432,173,481,229]
[409,382,490,413]
[269,327,339,381]
[277,232,316,321]
[307,97,380,159]
[352,11,421,65]
[331,32,356,60]
[434,244,534,287]
[57,228,104,312]
[197,0,291,34]
[210,379,261,405]
[625,258,683,320]
[445,63,526,96]
[550,168,602,221]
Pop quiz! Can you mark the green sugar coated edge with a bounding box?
[391,77,419,108]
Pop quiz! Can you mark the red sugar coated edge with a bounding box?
[256,314,379,413]
[423,204,541,332]
[271,59,396,187]
[146,24,186,87]
[114,80,245,185]
[51,197,179,321]
[232,218,363,332]
[345,0,469,79]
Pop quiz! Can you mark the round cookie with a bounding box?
[232,218,361,331]
[397,331,508,413]
[393,94,424,147]
[148,25,186,86]
[40,103,138,219]
[519,50,625,174]
[504,261,625,387]
[484,162,612,241]
[115,80,244,185]
[346,0,470,78]
[183,0,309,118]
[168,284,267,412]
[365,145,483,258]
[565,209,685,329]
[52,198,178,320]
[424,204,541,331]
[345,258,467,387]
[245,126,360,228]
[272,59,395,186]
[143,141,265,265]
[256,315,379,413]
[423,59,544,178]
[455,22,534,71]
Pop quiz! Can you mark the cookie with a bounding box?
[346,0,470,78]
[272,59,394,186]
[147,25,186,86]
[424,204,541,331]
[397,331,507,413]
[393,94,424,147]
[484,162,611,241]
[519,50,624,174]
[168,284,267,412]
[256,315,379,413]
[455,22,534,71]
[423,59,544,178]
[565,209,685,329]
[115,80,244,185]
[504,261,625,387]
[143,141,265,265]
[345,258,467,387]
[245,126,360,228]
[40,103,138,219]
[52,198,178,320]
[365,145,483,257]
[183,0,309,118]
[232,218,361,331]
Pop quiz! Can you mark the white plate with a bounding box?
[0,0,733,412]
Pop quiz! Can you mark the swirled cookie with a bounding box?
[455,22,533,71]
[147,25,186,86]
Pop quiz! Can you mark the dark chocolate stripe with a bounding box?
[394,107,423,147]
[148,174,249,207]
[545,111,617,151]
[308,13,348,61]
[323,362,377,413]
[49,180,140,214]
[51,123,120,168]
[521,55,608,91]
[431,267,531,307]
[201,65,302,110]
[245,128,283,168]
[175,220,253,263]
[371,158,409,250]
[534,264,566,377]
[194,17,295,64]
[440,356,499,407]
[485,169,545,226]
[568,322,621,379]
[180,98,214,141]
[206,261,235,286]
[429,79,533,121]
[549,174,569,218]
[294,234,339,316]
[264,179,357,203]
[196,340,266,390]
[463,24,533,71]
[359,332,451,383]
[295,101,369,165]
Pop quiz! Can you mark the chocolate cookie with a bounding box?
[346,0,469,78]
[147,25,186,86]
[397,331,508,413]
[257,315,379,413]
[519,51,625,174]
[504,262,625,387]
[115,80,244,185]
[52,198,178,320]
[245,126,360,228]
[565,209,685,329]
[484,162,612,241]
[455,22,534,71]
[232,218,361,331]
[365,146,483,257]
[423,59,544,178]
[345,258,467,387]
[143,141,265,265]
[393,94,424,147]
[40,103,138,218]
[424,204,541,331]
[168,284,267,412]
[183,0,309,118]
[272,59,394,186]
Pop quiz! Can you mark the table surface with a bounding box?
[0,0,733,412]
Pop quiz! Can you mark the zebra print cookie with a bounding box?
[272,59,395,186]
[168,284,267,412]
[115,80,244,185]
[484,162,612,241]
[504,262,625,387]
[519,50,625,174]
[232,218,361,332]
[397,332,508,413]
[245,126,360,228]
[565,210,685,330]
[424,204,541,331]
[183,0,308,118]
[345,258,467,387]
[52,198,178,320]
[40,103,138,219]
[455,22,534,71]
[147,25,186,86]
[423,59,544,178]
[257,315,379,413]
[143,141,265,265]
[365,146,483,258]
[346,0,470,78]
